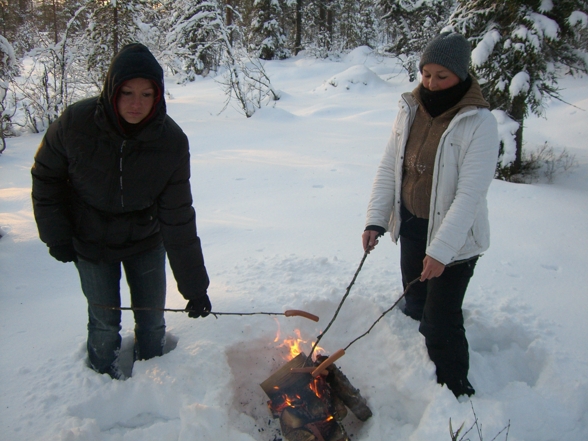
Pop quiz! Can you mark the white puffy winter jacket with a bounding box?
[365,92,499,265]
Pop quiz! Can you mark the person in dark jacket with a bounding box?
[31,43,211,379]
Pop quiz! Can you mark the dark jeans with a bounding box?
[400,234,477,391]
[75,243,167,377]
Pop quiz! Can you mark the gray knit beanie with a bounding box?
[419,32,471,81]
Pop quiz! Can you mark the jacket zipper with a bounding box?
[428,108,477,248]
[119,140,126,208]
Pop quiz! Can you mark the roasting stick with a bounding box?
[93,304,319,322]
[304,251,369,364]
[343,255,480,351]
[294,254,480,376]
[289,251,369,377]
[291,276,434,377]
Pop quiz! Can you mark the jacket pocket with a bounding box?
[130,205,160,243]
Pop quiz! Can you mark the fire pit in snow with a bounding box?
[260,350,372,441]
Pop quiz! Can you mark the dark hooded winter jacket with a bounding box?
[31,43,209,300]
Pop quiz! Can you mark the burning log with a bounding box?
[260,352,370,441]
[331,393,348,421]
[315,355,373,422]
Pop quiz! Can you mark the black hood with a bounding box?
[97,43,166,135]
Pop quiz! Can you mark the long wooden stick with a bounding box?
[92,304,319,321]
[343,276,418,350]
[306,251,369,362]
[344,255,480,350]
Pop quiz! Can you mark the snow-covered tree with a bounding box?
[164,0,225,80]
[86,0,144,87]
[301,0,337,56]
[451,0,588,177]
[11,1,96,133]
[0,34,19,153]
[249,0,290,60]
[217,15,280,117]
[0,0,28,48]
[379,0,455,81]
[338,0,379,50]
[218,42,281,117]
[35,0,73,45]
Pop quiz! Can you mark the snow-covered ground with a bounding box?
[1,48,587,441]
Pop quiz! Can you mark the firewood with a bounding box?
[261,353,313,399]
[316,356,373,422]
[326,422,350,441]
[283,428,317,441]
[331,394,348,421]
[306,395,330,420]
[280,407,307,430]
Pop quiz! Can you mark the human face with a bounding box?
[117,78,156,124]
[421,63,460,91]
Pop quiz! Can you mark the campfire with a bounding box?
[260,331,372,441]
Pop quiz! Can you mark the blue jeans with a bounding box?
[75,243,167,377]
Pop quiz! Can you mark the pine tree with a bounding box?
[249,0,290,60]
[0,0,30,49]
[378,0,455,81]
[86,0,144,87]
[451,0,588,177]
[301,0,337,56]
[36,0,71,44]
[164,0,225,80]
[0,34,19,153]
[338,0,378,50]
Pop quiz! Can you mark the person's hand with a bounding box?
[362,230,381,253]
[185,295,211,318]
[421,255,445,281]
[49,244,78,263]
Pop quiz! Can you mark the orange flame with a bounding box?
[279,329,306,359]
[309,376,324,398]
[276,328,325,360]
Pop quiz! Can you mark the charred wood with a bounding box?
[316,356,372,422]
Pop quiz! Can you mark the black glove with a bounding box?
[49,244,78,263]
[185,294,211,318]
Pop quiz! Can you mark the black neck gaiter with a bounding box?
[419,75,472,117]
[119,118,144,136]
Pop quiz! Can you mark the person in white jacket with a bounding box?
[362,32,499,398]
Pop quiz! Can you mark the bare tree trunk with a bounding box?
[326,1,333,50]
[510,94,525,175]
[294,0,303,55]
[113,4,119,55]
[52,0,58,44]
[225,0,234,45]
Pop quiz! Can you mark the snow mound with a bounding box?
[315,65,392,93]
[250,105,297,121]
[343,46,374,65]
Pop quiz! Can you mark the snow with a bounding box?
[471,30,501,67]
[509,71,531,99]
[491,110,518,168]
[1,50,588,441]
[569,11,588,27]
[539,0,554,13]
[527,12,560,40]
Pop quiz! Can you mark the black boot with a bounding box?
[443,376,475,398]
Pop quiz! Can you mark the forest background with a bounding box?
[1,0,587,178]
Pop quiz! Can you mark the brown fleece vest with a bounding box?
[401,79,489,219]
